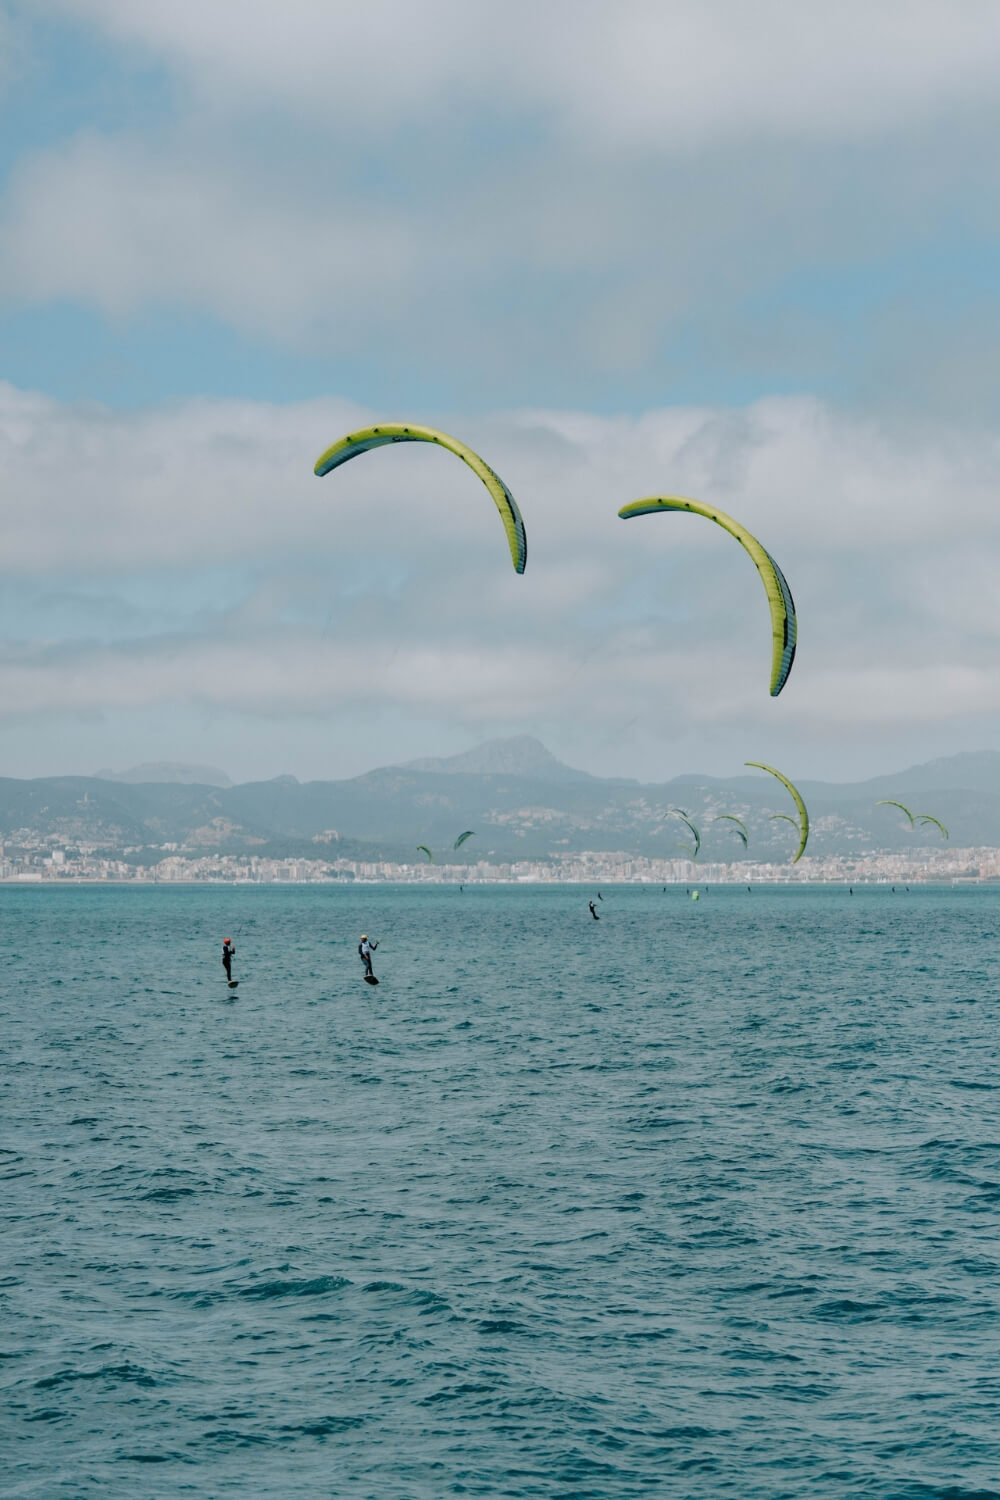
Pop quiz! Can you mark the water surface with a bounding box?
[4,884,1000,1497]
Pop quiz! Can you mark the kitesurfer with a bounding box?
[222,937,235,983]
[588,901,600,920]
[359,934,378,979]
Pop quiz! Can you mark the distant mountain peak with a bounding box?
[95,762,233,788]
[398,735,596,783]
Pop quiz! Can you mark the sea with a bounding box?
[4,882,1000,1498]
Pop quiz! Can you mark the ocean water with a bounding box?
[3,883,1000,1498]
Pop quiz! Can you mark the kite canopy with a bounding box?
[617,496,796,696]
[714,813,749,848]
[416,845,434,862]
[746,762,809,862]
[915,814,948,840]
[665,807,701,860]
[453,831,475,850]
[314,423,527,574]
[875,799,915,829]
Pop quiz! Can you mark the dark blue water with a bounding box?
[4,884,1000,1497]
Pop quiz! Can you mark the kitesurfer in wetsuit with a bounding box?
[222,937,235,982]
[588,901,599,920]
[359,934,378,978]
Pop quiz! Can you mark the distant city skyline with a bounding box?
[3,842,996,887]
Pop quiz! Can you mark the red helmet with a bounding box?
[224,937,231,944]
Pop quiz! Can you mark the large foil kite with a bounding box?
[617,496,797,696]
[314,423,527,574]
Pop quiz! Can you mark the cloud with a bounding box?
[3,381,1000,779]
[6,381,1000,576]
[40,0,1000,146]
[5,2,1000,413]
[0,633,559,720]
[0,134,416,338]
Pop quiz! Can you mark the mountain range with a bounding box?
[0,736,996,864]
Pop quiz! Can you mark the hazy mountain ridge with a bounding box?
[95,762,234,788]
[399,735,603,783]
[0,739,997,862]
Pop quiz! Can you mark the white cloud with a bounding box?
[0,134,415,337]
[0,634,559,719]
[5,1,1000,395]
[41,0,1000,146]
[6,382,1000,576]
[3,382,1000,777]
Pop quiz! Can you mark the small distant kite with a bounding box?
[875,799,915,829]
[746,762,809,862]
[665,807,701,861]
[713,813,749,849]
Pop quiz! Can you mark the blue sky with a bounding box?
[3,1,1000,783]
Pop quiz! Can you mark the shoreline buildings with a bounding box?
[3,843,1000,885]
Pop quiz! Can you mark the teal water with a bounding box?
[3,884,1000,1498]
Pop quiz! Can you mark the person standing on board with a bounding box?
[222,937,236,983]
[359,934,378,979]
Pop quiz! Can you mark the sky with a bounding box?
[3,0,1000,784]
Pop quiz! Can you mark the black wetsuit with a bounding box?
[222,942,235,981]
[588,901,599,920]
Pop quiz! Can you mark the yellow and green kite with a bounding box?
[618,496,797,696]
[714,813,749,849]
[746,762,809,862]
[314,423,527,574]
